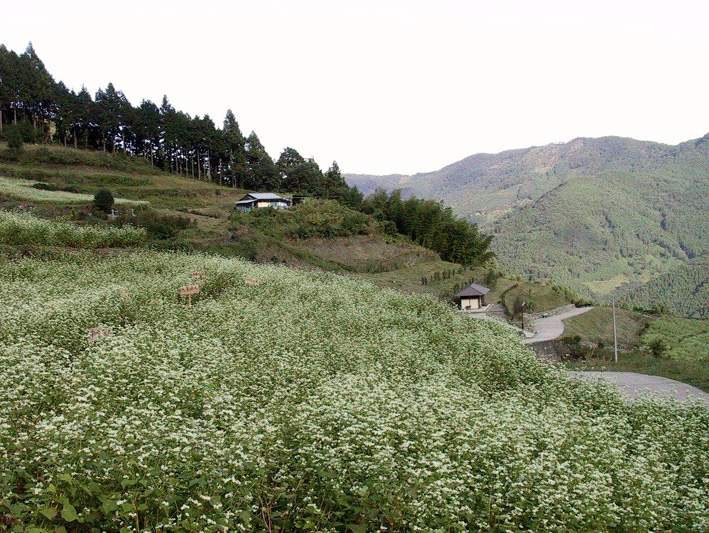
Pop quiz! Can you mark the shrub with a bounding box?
[4,125,24,151]
[31,182,59,191]
[124,210,192,240]
[93,188,114,213]
[646,337,669,358]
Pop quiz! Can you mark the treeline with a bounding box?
[360,190,494,267]
[0,43,357,200]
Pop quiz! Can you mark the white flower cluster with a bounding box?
[0,210,146,248]
[0,250,707,531]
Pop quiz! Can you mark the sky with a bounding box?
[3,0,709,174]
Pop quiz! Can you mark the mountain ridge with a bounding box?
[345,133,707,224]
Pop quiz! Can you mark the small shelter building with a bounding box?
[454,283,490,311]
[235,192,290,212]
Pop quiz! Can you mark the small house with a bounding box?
[235,192,290,212]
[454,283,490,311]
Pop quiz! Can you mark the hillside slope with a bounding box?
[0,144,492,303]
[615,258,709,318]
[490,167,708,299]
[347,134,709,308]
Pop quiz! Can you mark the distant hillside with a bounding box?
[490,164,708,302]
[616,258,709,319]
[345,173,407,196]
[346,134,709,225]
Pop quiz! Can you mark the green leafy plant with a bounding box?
[93,188,115,213]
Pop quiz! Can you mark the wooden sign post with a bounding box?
[88,325,113,343]
[179,284,200,307]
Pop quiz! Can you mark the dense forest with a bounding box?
[616,258,709,319]
[0,42,493,266]
[361,189,494,267]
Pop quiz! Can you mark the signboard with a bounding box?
[179,284,200,296]
[244,278,261,286]
[88,325,113,343]
[178,284,200,306]
[192,271,204,279]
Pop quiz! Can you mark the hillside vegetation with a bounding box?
[0,210,145,248]
[346,135,709,225]
[347,135,709,313]
[563,309,709,390]
[0,143,509,307]
[490,165,708,306]
[615,258,709,319]
[643,316,709,363]
[1,244,708,531]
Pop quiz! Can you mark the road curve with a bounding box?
[569,371,709,402]
[522,306,594,344]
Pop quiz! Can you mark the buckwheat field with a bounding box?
[0,216,707,531]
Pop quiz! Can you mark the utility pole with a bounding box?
[612,297,618,363]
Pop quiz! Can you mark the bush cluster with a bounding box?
[231,199,378,240]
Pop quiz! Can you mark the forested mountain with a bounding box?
[0,43,357,202]
[615,259,709,319]
[489,162,708,300]
[347,134,709,315]
[345,135,709,225]
[488,137,709,310]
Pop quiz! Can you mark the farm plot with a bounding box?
[0,250,707,531]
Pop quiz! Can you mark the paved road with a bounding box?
[569,371,709,403]
[522,306,594,344]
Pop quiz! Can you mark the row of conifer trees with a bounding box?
[0,43,357,200]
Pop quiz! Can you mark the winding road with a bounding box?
[517,306,708,403]
[569,371,709,403]
[522,306,594,344]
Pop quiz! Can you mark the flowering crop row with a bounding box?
[0,250,707,531]
[0,176,148,205]
[0,210,146,248]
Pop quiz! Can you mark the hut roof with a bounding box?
[454,283,490,298]
[242,192,285,201]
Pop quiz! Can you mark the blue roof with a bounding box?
[244,192,285,200]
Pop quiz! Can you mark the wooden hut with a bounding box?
[454,283,490,311]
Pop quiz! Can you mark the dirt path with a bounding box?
[522,306,593,344]
[568,371,709,402]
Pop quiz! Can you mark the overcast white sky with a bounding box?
[3,0,708,174]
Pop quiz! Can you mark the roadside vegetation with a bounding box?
[562,311,709,391]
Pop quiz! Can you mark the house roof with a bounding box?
[243,192,285,201]
[454,283,490,298]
